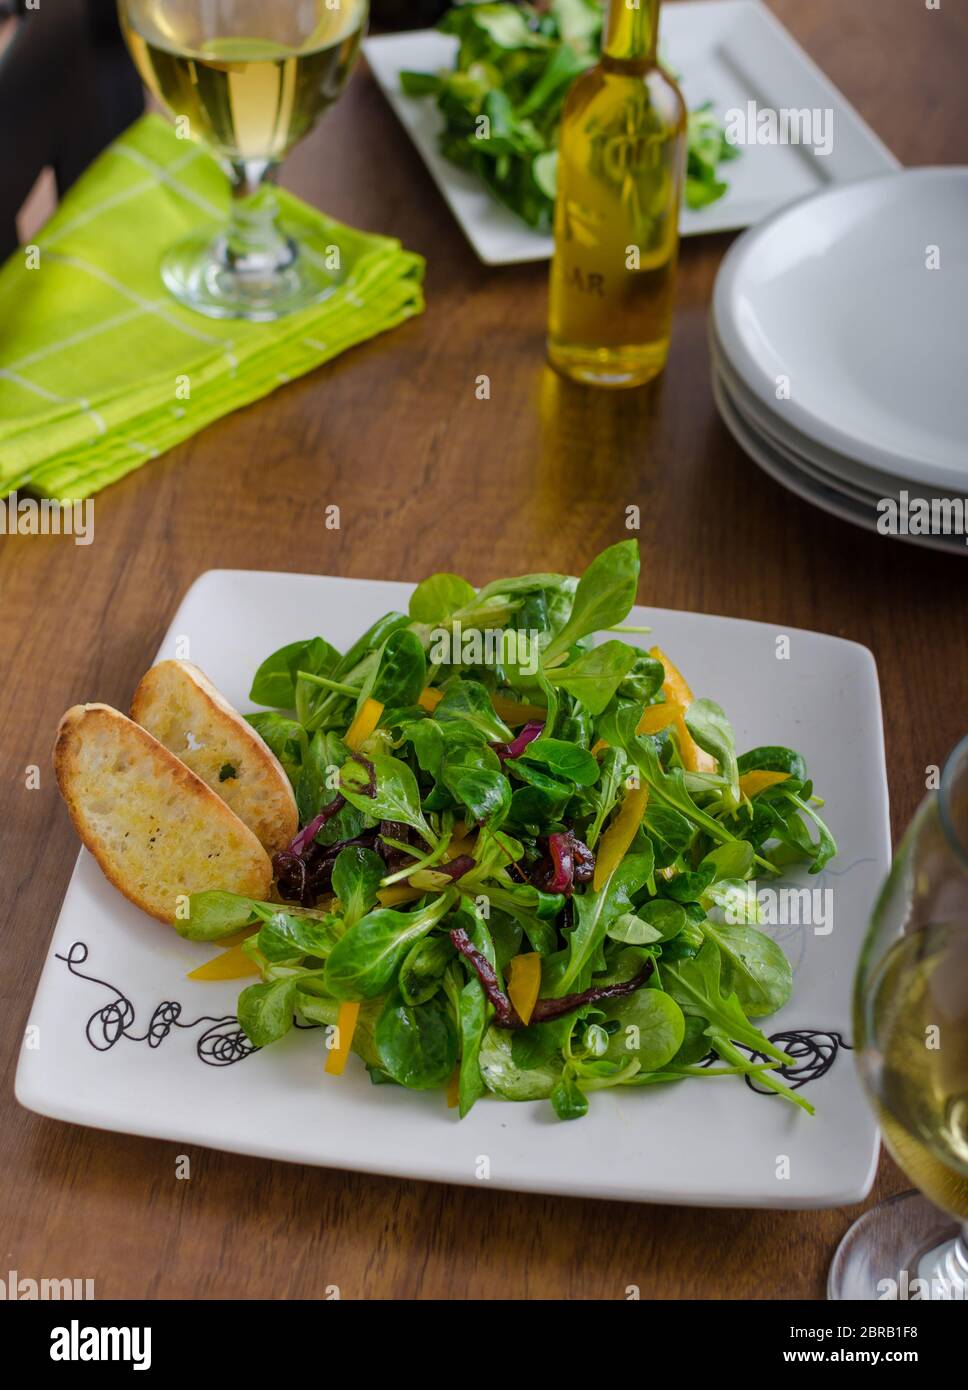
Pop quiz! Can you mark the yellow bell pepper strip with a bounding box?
[648,646,717,775]
[445,1066,461,1109]
[444,832,477,862]
[594,702,678,752]
[344,696,384,751]
[418,686,443,712]
[208,924,259,948]
[377,884,424,908]
[634,703,679,737]
[738,769,790,799]
[324,1000,360,1076]
[593,784,650,890]
[490,693,546,727]
[649,645,693,707]
[187,942,261,980]
[506,953,543,1026]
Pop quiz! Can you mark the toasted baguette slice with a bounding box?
[53,704,272,924]
[130,660,297,854]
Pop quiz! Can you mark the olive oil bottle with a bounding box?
[547,0,687,388]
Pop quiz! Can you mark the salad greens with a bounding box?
[399,0,739,230]
[185,539,837,1122]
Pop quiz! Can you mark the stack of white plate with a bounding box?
[710,169,968,555]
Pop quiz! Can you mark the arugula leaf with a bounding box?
[485,883,560,955]
[340,751,434,844]
[545,640,639,715]
[479,1024,562,1100]
[661,942,789,1065]
[256,908,342,963]
[700,921,792,1018]
[295,728,335,825]
[399,935,455,1006]
[245,712,307,787]
[237,977,299,1047]
[333,612,410,683]
[323,892,454,1000]
[434,679,513,742]
[458,977,489,1117]
[178,891,255,942]
[626,735,769,866]
[557,849,654,994]
[543,541,640,661]
[550,1073,589,1120]
[701,841,754,881]
[606,912,662,946]
[618,654,666,705]
[362,628,427,710]
[639,899,687,940]
[332,846,384,929]
[684,697,740,809]
[585,745,627,848]
[376,993,458,1090]
[250,638,338,710]
[601,987,685,1071]
[441,742,512,827]
[513,736,599,787]
[737,745,808,781]
[408,572,477,623]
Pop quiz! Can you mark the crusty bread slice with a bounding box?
[53,703,272,924]
[130,660,297,854]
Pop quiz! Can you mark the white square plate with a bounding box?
[363,0,899,264]
[17,569,890,1207]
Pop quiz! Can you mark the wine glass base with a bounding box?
[828,1190,967,1300]
[161,229,339,322]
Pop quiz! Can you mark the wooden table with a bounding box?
[2,0,966,1301]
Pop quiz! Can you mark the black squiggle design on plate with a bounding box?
[744,1029,852,1094]
[701,1029,851,1094]
[55,941,256,1066]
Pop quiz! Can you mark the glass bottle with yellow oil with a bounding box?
[547,0,687,388]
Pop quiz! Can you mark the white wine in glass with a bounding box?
[829,736,968,1300]
[118,0,369,320]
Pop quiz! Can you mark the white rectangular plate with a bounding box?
[364,0,899,264]
[18,569,889,1207]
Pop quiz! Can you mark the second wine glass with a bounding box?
[829,735,968,1300]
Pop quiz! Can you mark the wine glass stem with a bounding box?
[949,1225,968,1288]
[222,160,295,275]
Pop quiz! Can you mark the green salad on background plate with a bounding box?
[399,0,738,230]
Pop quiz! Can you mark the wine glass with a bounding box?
[829,735,968,1300]
[117,0,369,320]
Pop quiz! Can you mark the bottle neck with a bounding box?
[603,0,660,63]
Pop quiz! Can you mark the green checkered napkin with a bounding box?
[0,115,425,501]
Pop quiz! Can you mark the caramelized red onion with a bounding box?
[491,721,544,764]
[531,830,595,894]
[449,926,652,1029]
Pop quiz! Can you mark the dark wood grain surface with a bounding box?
[2,0,966,1301]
